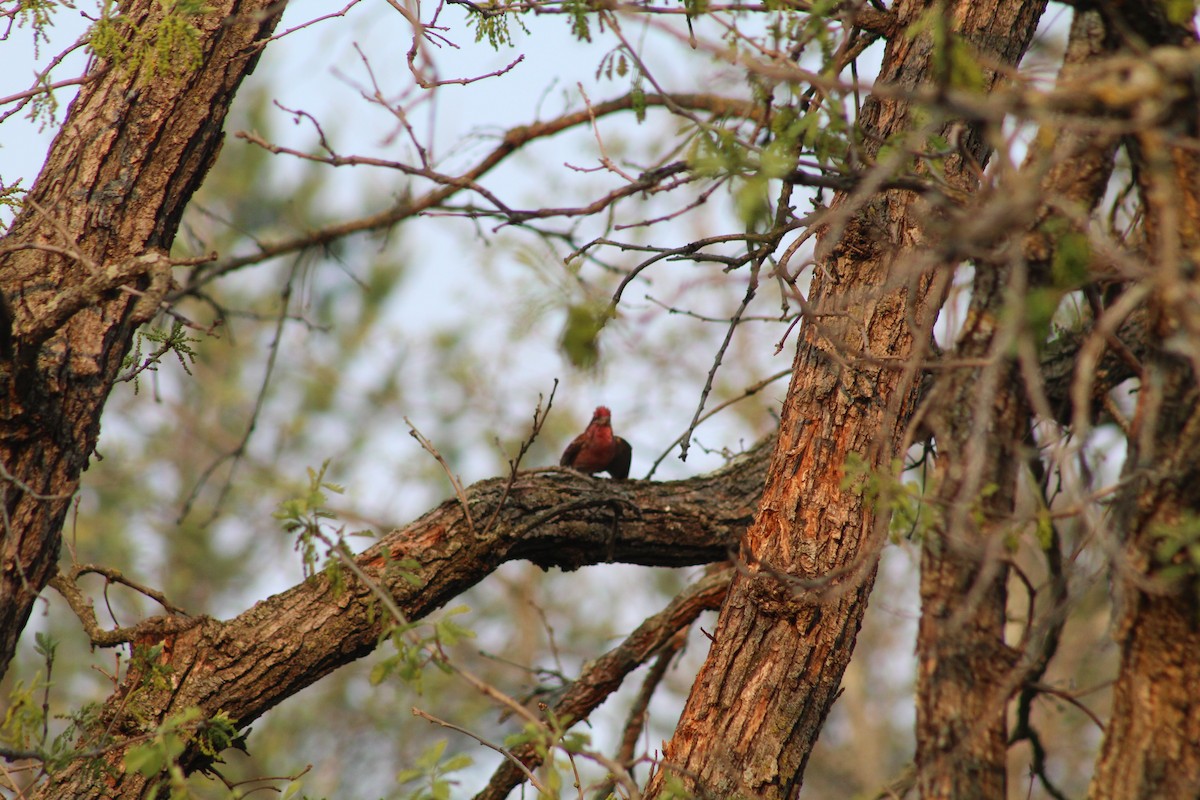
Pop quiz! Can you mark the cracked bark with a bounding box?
[915,9,1119,798]
[643,1,1049,797]
[0,0,287,678]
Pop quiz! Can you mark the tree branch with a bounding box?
[38,305,1147,798]
[474,566,732,800]
[39,453,766,797]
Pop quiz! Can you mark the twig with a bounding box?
[593,627,688,798]
[49,565,197,648]
[473,567,731,800]
[575,84,637,183]
[406,418,476,534]
[0,456,74,501]
[412,707,549,794]
[645,368,789,479]
[178,273,295,524]
[480,380,559,536]
[181,92,759,294]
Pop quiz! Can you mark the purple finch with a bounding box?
[560,406,632,480]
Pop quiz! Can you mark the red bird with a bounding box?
[560,406,632,479]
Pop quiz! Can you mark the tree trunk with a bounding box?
[915,263,1024,799]
[1090,12,1200,797]
[644,1,1048,797]
[915,10,1118,797]
[0,0,287,678]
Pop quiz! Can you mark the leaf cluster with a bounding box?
[121,321,201,393]
[1152,513,1200,615]
[88,0,208,80]
[395,739,474,800]
[466,1,529,49]
[273,461,350,581]
[124,708,239,800]
[369,606,475,694]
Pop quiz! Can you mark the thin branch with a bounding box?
[412,707,549,793]
[678,260,761,462]
[178,92,759,295]
[406,418,477,535]
[473,567,731,800]
[645,369,790,480]
[177,272,295,524]
[480,381,559,536]
[49,565,197,648]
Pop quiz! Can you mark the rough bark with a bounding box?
[915,262,1025,799]
[1090,11,1200,798]
[19,309,1144,799]
[0,0,286,678]
[915,10,1119,798]
[35,453,767,798]
[643,2,1048,798]
[472,565,733,800]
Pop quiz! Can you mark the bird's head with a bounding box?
[591,406,612,426]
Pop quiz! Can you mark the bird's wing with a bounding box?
[609,437,632,480]
[560,435,584,467]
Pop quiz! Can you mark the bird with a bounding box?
[560,406,632,480]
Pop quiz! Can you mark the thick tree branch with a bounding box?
[27,301,1148,798]
[38,452,766,798]
[1090,8,1200,798]
[916,8,1119,796]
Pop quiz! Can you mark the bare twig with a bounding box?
[406,418,477,535]
[645,368,789,479]
[473,567,731,800]
[177,272,295,524]
[412,707,550,794]
[480,380,559,536]
[678,260,762,462]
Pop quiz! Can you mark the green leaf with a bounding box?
[1052,230,1091,288]
[947,39,986,91]
[560,301,613,368]
[124,743,166,776]
[396,767,423,784]
[417,739,448,769]
[504,730,536,748]
[1035,506,1054,550]
[1024,287,1064,349]
[564,0,592,42]
[33,632,56,659]
[735,177,770,229]
[1164,0,1197,25]
[441,753,473,772]
[560,731,591,752]
[631,82,646,124]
